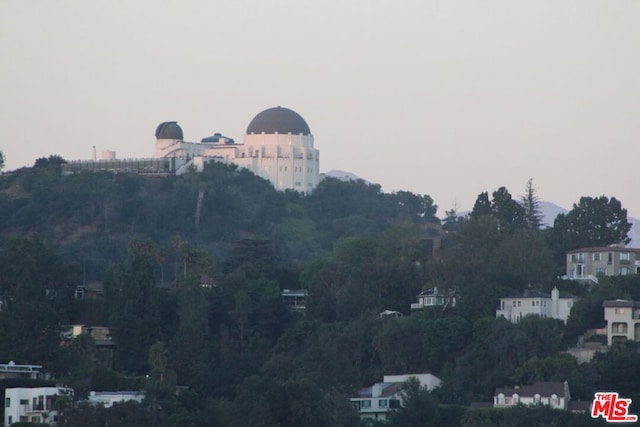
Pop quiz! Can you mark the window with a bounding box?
[593,252,601,261]
[532,301,535,307]
[361,400,371,409]
[571,253,585,263]
[19,399,28,405]
[620,267,630,276]
[513,301,516,307]
[597,268,607,275]
[615,308,626,315]
[379,399,388,408]
[612,322,628,333]
[517,301,521,307]
[621,252,631,261]
[5,397,10,408]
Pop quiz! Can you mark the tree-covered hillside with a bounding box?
[0,162,633,426]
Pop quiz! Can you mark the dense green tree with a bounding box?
[442,206,465,233]
[0,301,61,366]
[548,196,631,265]
[57,333,96,398]
[388,377,441,427]
[107,238,168,374]
[59,401,161,427]
[34,155,67,168]
[461,405,607,427]
[471,192,492,219]
[511,353,579,385]
[491,187,527,230]
[521,178,543,229]
[492,229,555,287]
[0,236,77,306]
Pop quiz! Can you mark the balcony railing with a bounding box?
[561,274,599,284]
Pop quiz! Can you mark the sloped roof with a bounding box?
[567,246,640,254]
[603,300,640,308]
[495,382,567,398]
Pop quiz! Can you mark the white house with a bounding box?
[86,391,145,408]
[494,381,570,410]
[496,287,576,324]
[350,373,442,422]
[603,300,640,346]
[4,387,70,426]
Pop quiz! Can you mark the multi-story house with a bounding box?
[494,381,571,410]
[0,362,42,380]
[602,300,640,346]
[496,287,576,324]
[4,387,70,426]
[350,373,441,422]
[565,246,640,284]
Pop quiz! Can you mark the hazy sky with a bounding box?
[2,1,639,217]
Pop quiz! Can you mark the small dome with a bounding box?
[246,106,311,135]
[201,133,235,144]
[155,121,183,140]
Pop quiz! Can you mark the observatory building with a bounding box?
[154,106,320,193]
[64,106,320,194]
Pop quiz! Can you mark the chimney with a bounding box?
[372,383,383,397]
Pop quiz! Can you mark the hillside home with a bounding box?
[602,300,640,346]
[494,381,570,410]
[565,246,640,284]
[86,391,145,408]
[4,387,70,426]
[411,287,457,310]
[496,287,576,324]
[350,373,441,422]
[281,289,307,312]
[379,310,403,318]
[74,281,104,300]
[0,362,42,380]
